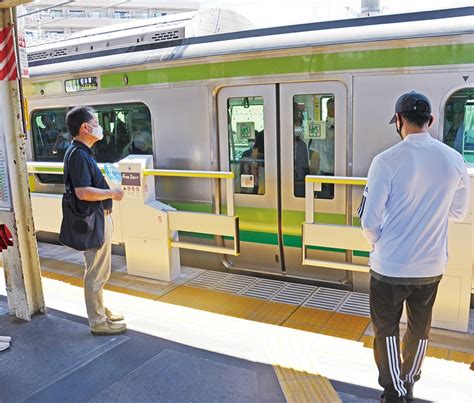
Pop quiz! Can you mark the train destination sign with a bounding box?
[65,77,98,93]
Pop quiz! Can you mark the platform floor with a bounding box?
[0,242,473,402]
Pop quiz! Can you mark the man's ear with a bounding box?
[428,114,435,128]
[396,113,401,127]
[81,122,90,134]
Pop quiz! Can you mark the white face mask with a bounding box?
[89,124,104,141]
[294,126,303,138]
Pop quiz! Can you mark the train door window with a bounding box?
[31,103,152,184]
[293,94,335,199]
[226,96,265,195]
[443,88,474,162]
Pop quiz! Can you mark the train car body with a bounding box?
[24,7,474,294]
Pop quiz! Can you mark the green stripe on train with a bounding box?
[101,44,474,88]
[169,201,346,228]
[180,230,367,255]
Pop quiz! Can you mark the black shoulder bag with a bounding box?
[59,146,105,251]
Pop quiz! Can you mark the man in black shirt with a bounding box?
[65,106,126,335]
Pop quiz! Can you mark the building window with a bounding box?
[135,11,149,19]
[68,10,83,16]
[88,11,107,18]
[114,10,131,19]
[50,9,62,18]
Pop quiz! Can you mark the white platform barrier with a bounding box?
[303,175,473,332]
[28,156,239,283]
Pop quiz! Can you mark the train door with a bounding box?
[279,82,348,281]
[218,85,281,273]
[218,81,348,280]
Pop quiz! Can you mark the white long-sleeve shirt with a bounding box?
[359,132,470,278]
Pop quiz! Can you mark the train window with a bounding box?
[31,103,152,184]
[443,88,474,163]
[293,94,335,199]
[227,96,265,195]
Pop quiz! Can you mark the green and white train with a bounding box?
[24,7,474,295]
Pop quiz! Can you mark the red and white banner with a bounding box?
[0,27,18,81]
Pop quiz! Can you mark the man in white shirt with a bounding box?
[358,92,470,403]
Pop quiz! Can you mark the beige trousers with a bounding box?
[84,215,112,326]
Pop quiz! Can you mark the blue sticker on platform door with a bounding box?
[121,172,141,186]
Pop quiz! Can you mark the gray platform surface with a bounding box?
[0,299,285,402]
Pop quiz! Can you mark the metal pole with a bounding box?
[0,4,45,320]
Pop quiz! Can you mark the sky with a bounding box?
[195,0,474,27]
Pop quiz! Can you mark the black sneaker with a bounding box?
[380,393,406,403]
[404,383,414,402]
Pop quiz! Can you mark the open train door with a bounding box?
[279,81,349,281]
[218,85,282,274]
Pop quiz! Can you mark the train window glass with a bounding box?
[293,94,335,199]
[443,88,474,163]
[31,103,152,184]
[227,96,265,195]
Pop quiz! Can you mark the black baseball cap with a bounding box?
[389,91,431,124]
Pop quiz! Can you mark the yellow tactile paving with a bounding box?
[274,366,310,382]
[248,301,299,325]
[426,346,450,360]
[274,366,341,403]
[158,286,235,314]
[217,295,267,319]
[319,327,361,341]
[105,284,159,301]
[41,270,84,288]
[359,334,375,348]
[282,307,333,332]
[448,351,474,365]
[323,312,370,334]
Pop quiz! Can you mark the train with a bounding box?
[24,6,474,296]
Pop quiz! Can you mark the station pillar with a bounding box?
[0,3,45,320]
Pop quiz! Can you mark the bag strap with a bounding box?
[63,146,79,193]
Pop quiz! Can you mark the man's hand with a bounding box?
[110,188,124,201]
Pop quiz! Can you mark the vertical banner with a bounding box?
[17,30,28,78]
[0,26,18,81]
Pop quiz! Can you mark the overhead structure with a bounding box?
[27,8,254,65]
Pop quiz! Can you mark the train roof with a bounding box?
[28,6,474,78]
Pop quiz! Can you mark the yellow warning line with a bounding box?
[274,366,341,403]
[41,270,159,301]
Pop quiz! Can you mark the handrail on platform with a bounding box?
[304,175,367,224]
[27,162,237,218]
[144,169,234,180]
[303,175,370,273]
[27,161,108,174]
[143,168,235,217]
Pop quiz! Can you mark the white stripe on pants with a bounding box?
[84,215,112,326]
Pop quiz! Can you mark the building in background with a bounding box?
[20,0,199,45]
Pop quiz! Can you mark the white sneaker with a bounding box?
[0,341,10,352]
[0,335,11,343]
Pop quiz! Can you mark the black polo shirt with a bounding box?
[64,140,112,212]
